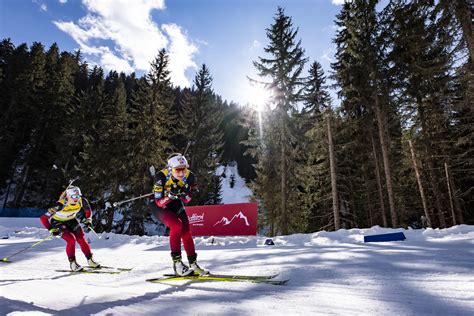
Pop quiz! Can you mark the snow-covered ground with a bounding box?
[0,218,473,315]
[217,163,252,204]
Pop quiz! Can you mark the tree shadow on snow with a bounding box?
[1,233,472,315]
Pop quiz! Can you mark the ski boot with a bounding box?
[69,257,83,272]
[172,252,193,276]
[188,253,209,276]
[87,255,101,268]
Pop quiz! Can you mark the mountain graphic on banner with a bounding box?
[213,211,250,227]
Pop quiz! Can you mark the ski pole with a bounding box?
[66,177,79,189]
[112,193,154,207]
[58,177,80,202]
[1,234,54,263]
[88,226,102,240]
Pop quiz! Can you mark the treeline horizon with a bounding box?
[244,1,472,236]
[0,39,255,235]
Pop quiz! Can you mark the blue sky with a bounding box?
[0,0,344,106]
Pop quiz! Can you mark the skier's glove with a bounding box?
[49,228,60,236]
[82,218,92,228]
[170,184,181,195]
[181,183,191,195]
[167,192,180,200]
[168,184,181,200]
[47,207,57,215]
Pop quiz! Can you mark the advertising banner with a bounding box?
[185,202,257,236]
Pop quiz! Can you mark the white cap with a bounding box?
[167,154,189,169]
[66,186,82,197]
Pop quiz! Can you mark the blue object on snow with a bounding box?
[264,238,275,245]
[364,232,406,243]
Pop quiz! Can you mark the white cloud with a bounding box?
[195,38,209,47]
[32,0,48,11]
[162,23,197,87]
[53,0,198,87]
[321,53,332,63]
[100,47,134,73]
[320,47,335,64]
[59,0,67,4]
[248,40,261,53]
[243,40,261,58]
[331,0,347,5]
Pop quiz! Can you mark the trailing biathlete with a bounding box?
[40,186,100,271]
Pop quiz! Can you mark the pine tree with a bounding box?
[251,7,307,235]
[0,40,23,187]
[438,0,473,224]
[221,100,256,182]
[11,42,47,207]
[253,7,307,234]
[180,64,223,205]
[0,39,15,115]
[297,61,339,231]
[0,40,31,207]
[82,71,129,232]
[121,50,174,235]
[331,0,402,228]
[35,45,77,202]
[241,104,280,235]
[388,0,461,227]
[0,42,77,208]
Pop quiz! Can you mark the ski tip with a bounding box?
[1,258,12,263]
[92,266,134,271]
[55,268,122,274]
[272,279,290,285]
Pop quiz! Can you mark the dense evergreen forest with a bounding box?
[1,1,472,236]
[0,43,254,235]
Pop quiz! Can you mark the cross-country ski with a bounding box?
[146,274,289,285]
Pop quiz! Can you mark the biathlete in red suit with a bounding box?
[40,186,100,271]
[148,153,209,276]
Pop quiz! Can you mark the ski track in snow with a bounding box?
[0,219,473,315]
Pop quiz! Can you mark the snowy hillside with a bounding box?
[217,163,252,204]
[1,218,473,315]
